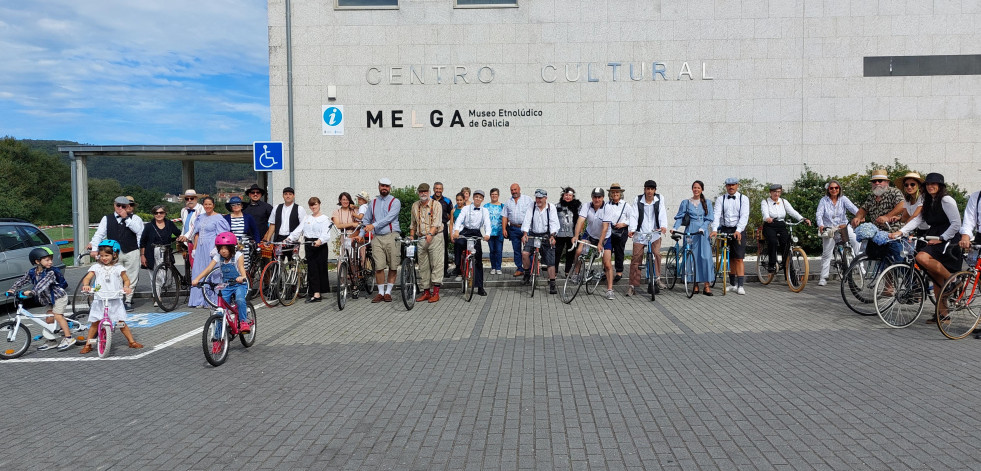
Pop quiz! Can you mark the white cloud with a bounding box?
[0,0,270,144]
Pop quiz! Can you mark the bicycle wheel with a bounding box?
[561,256,584,304]
[873,264,926,328]
[97,321,112,358]
[239,303,257,347]
[259,261,281,308]
[833,245,852,280]
[0,321,31,360]
[787,247,809,292]
[757,239,774,285]
[336,261,349,310]
[401,258,416,310]
[584,254,601,295]
[279,261,300,306]
[360,255,376,296]
[70,277,93,319]
[664,247,678,290]
[711,241,720,288]
[463,255,475,302]
[719,247,729,296]
[937,271,980,339]
[201,266,223,309]
[152,264,181,312]
[529,250,538,298]
[684,249,697,299]
[202,314,228,367]
[297,261,309,299]
[840,255,881,316]
[646,251,656,301]
[246,262,262,301]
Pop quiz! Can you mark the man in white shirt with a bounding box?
[453,190,492,296]
[501,183,534,278]
[263,187,307,244]
[520,189,560,294]
[89,196,144,311]
[573,188,616,300]
[710,177,751,294]
[959,189,981,250]
[178,189,200,240]
[627,180,668,296]
[606,183,634,284]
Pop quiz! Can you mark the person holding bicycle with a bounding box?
[710,178,750,295]
[555,187,582,278]
[79,240,142,354]
[889,173,962,322]
[574,187,616,300]
[364,178,402,303]
[191,232,251,332]
[520,189,560,294]
[959,189,981,250]
[760,184,811,274]
[287,197,333,302]
[410,183,445,303]
[140,205,181,306]
[674,180,716,295]
[453,189,491,296]
[850,169,905,262]
[6,247,76,351]
[815,180,860,286]
[628,180,668,296]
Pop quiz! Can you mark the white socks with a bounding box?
[377,283,395,295]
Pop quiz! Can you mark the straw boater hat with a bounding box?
[182,189,199,198]
[868,169,890,182]
[608,183,624,192]
[893,172,924,188]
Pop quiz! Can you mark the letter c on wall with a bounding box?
[541,65,557,83]
[366,67,381,85]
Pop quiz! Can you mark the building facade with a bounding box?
[268,0,980,208]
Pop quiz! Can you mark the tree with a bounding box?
[0,137,71,224]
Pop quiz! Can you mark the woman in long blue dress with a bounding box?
[672,180,716,294]
[188,196,230,307]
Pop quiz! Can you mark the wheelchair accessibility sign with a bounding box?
[253,141,284,171]
[127,312,191,328]
[322,105,344,135]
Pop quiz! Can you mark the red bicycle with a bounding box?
[199,280,257,367]
[459,236,481,302]
[937,244,981,339]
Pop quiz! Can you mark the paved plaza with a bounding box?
[2,274,981,470]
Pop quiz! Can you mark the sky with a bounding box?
[0,0,269,145]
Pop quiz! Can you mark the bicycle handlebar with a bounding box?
[92,290,124,300]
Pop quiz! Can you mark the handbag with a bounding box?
[680,200,692,228]
[611,204,628,238]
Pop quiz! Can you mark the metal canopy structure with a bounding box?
[58,145,264,262]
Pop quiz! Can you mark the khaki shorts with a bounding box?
[51,296,69,315]
[372,232,401,271]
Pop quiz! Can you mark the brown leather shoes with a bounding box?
[371,294,384,303]
[128,341,144,349]
[79,344,92,354]
[428,293,440,303]
[383,294,392,302]
[415,292,431,302]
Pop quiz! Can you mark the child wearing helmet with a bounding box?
[78,240,143,354]
[6,247,76,352]
[191,232,251,333]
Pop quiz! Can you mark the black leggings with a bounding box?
[763,222,790,268]
[553,236,576,274]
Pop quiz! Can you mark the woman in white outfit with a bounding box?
[815,180,861,286]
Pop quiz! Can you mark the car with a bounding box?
[0,218,67,301]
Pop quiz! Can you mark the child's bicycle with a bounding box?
[1,292,88,359]
[90,290,125,359]
[199,279,257,367]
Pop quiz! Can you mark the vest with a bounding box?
[273,204,301,233]
[635,195,661,229]
[105,214,139,253]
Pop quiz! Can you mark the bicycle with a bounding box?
[634,231,662,301]
[89,289,125,358]
[525,235,548,298]
[665,230,699,299]
[755,220,810,292]
[458,236,482,302]
[335,231,357,311]
[396,236,423,309]
[198,279,257,367]
[259,241,301,307]
[821,226,855,281]
[561,239,603,304]
[149,241,192,312]
[351,232,376,299]
[839,245,897,316]
[711,232,735,296]
[936,244,981,339]
[1,292,88,359]
[872,236,941,328]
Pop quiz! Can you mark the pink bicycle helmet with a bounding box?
[215,232,237,246]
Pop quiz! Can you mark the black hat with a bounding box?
[923,173,945,186]
[644,180,657,189]
[246,184,266,195]
[283,187,295,194]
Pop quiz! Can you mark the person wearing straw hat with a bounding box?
[89,196,144,311]
[878,172,927,233]
[242,183,273,237]
[178,189,201,240]
[606,183,634,284]
[850,169,905,262]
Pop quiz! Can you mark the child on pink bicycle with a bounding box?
[191,232,251,333]
[79,240,143,354]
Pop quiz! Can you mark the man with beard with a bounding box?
[242,184,273,236]
[851,169,905,261]
[363,178,402,303]
[431,182,454,277]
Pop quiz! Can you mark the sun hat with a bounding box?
[869,169,889,181]
[923,173,945,186]
[608,183,624,192]
[893,172,924,188]
[224,196,244,211]
[182,189,199,198]
[357,191,370,201]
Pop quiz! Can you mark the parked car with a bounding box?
[0,218,66,301]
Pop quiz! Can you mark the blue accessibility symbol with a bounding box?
[323,107,343,127]
[253,141,284,171]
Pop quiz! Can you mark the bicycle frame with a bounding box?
[3,293,87,343]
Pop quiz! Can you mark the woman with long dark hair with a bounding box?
[554,187,582,277]
[672,181,715,294]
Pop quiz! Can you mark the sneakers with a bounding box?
[626,286,636,296]
[727,286,736,293]
[817,278,827,286]
[606,289,615,300]
[124,302,134,312]
[656,279,667,290]
[549,281,557,294]
[455,276,463,281]
[56,337,77,351]
[737,286,746,295]
[37,343,54,351]
[239,321,251,333]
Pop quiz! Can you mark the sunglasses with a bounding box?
[154,211,166,215]
[185,197,197,200]
[871,180,888,184]
[249,191,262,195]
[115,204,129,208]
[904,182,919,188]
[828,186,840,190]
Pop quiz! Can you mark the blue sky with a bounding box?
[0,0,269,144]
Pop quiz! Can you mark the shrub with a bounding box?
[391,185,420,234]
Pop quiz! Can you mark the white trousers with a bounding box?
[118,250,140,303]
[820,226,860,280]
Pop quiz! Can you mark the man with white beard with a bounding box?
[851,168,905,261]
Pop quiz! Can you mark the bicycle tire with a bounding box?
[259,261,281,308]
[401,258,416,310]
[279,260,300,306]
[464,255,475,302]
[684,249,697,299]
[840,255,881,316]
[664,247,678,290]
[719,247,729,296]
[529,250,538,298]
[874,264,926,328]
[584,253,601,295]
[646,251,656,302]
[757,239,774,285]
[246,260,262,301]
[239,303,257,347]
[298,261,309,299]
[937,271,980,339]
[201,266,223,309]
[711,241,720,288]
[70,277,93,319]
[0,320,31,360]
[97,321,112,358]
[561,256,585,304]
[787,247,809,292]
[336,261,349,311]
[152,264,181,312]
[202,314,228,367]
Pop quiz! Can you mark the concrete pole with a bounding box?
[181,160,195,192]
[70,151,90,265]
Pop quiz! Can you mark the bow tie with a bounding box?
[610,202,620,206]
[727,195,736,200]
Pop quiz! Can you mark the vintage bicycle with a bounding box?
[524,235,548,298]
[259,241,308,307]
[396,236,423,309]
[711,232,736,296]
[633,231,662,301]
[935,244,981,339]
[458,236,483,302]
[1,291,87,359]
[756,219,810,292]
[872,236,942,328]
[665,230,698,299]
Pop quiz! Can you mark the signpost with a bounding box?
[253,141,284,171]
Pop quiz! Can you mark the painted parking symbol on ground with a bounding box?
[127,311,192,328]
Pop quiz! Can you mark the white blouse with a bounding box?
[287,214,332,243]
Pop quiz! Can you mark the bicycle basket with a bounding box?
[260,242,274,259]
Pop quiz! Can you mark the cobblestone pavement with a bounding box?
[2,278,980,470]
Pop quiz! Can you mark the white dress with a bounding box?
[86,264,128,324]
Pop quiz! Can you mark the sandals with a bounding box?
[128,341,144,349]
[79,344,92,354]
